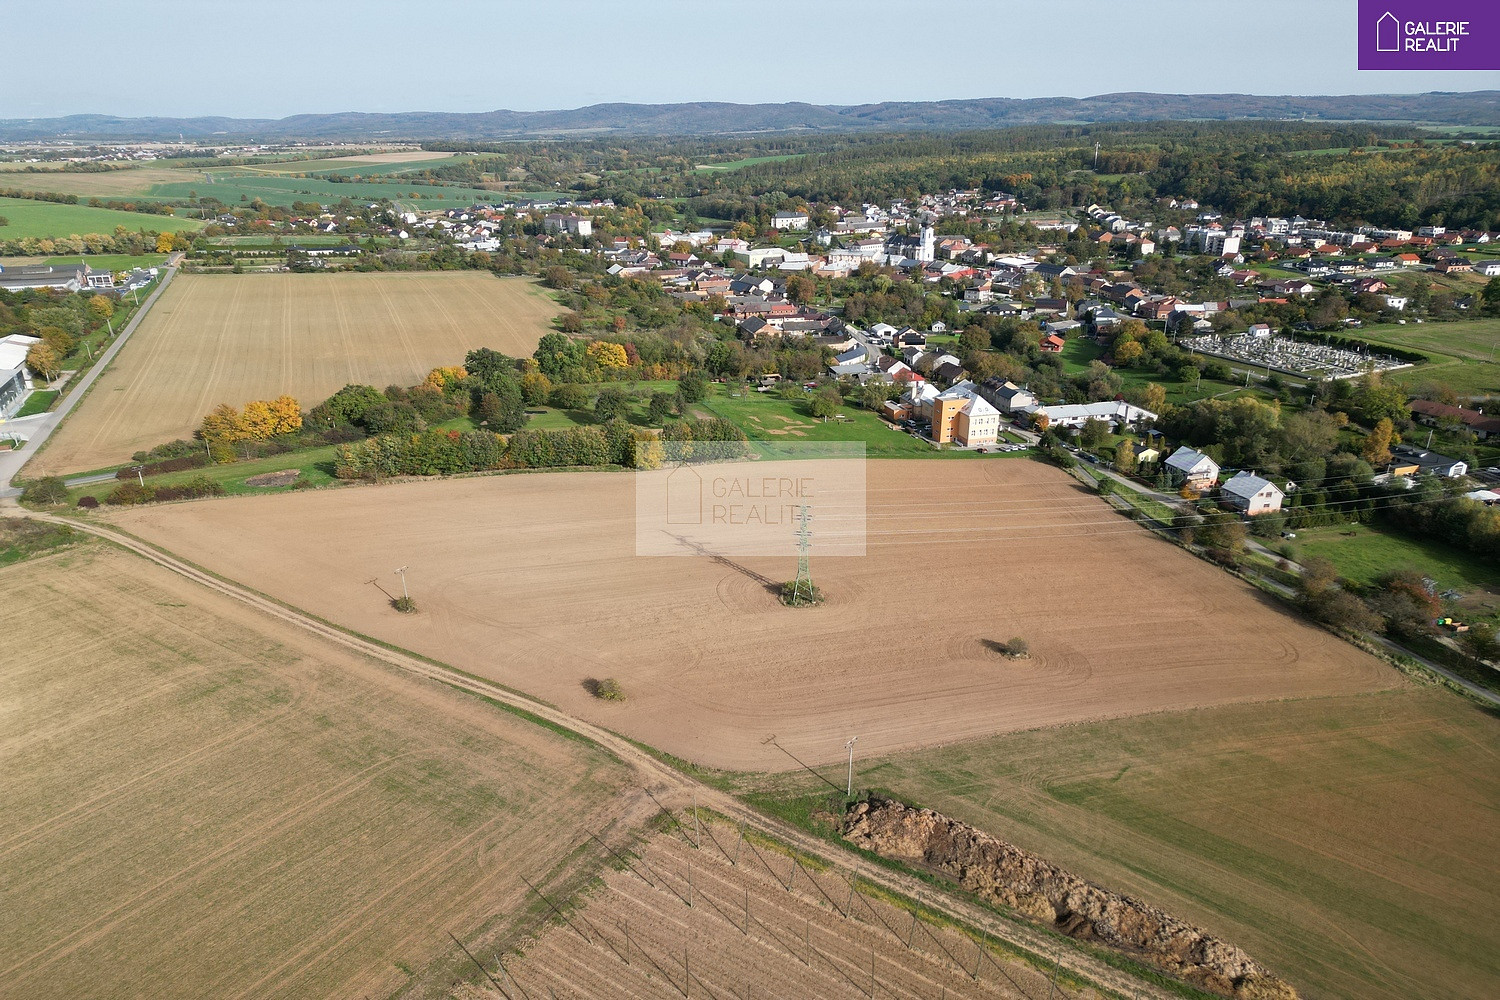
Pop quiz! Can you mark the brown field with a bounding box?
[752,690,1500,1000]
[30,272,560,475]
[0,541,631,1000]
[0,164,193,197]
[483,820,1101,1000]
[105,460,1396,770]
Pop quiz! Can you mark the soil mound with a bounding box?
[843,796,1297,1000]
[245,469,301,488]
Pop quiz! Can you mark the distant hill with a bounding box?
[3,92,1498,141]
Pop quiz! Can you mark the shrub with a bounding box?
[77,495,99,509]
[592,678,626,701]
[780,581,825,607]
[549,383,590,410]
[1004,637,1030,657]
[104,482,157,505]
[392,596,418,614]
[19,477,68,506]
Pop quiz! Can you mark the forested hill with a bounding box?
[5,91,1498,141]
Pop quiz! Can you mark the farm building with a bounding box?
[1165,446,1220,491]
[1220,472,1284,515]
[0,262,96,293]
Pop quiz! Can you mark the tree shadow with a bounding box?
[581,677,602,697]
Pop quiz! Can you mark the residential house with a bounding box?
[1219,472,1284,516]
[1409,399,1500,440]
[976,378,1036,413]
[1022,400,1157,431]
[1164,446,1220,491]
[772,211,810,231]
[1390,445,1468,478]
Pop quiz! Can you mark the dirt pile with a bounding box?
[843,796,1297,1000]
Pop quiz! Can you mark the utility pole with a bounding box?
[845,736,858,797]
[394,565,410,601]
[1094,141,1100,168]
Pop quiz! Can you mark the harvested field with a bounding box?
[30,272,560,475]
[753,690,1500,1000]
[106,460,1396,770]
[483,819,1102,1000]
[0,541,631,1000]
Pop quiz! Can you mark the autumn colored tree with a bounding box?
[156,231,175,253]
[520,370,553,406]
[587,341,630,369]
[1142,382,1167,415]
[88,295,114,320]
[240,399,278,439]
[266,395,303,435]
[26,342,61,380]
[1114,439,1137,474]
[1361,417,1394,466]
[423,366,467,393]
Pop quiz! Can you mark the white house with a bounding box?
[1476,260,1500,277]
[1164,446,1220,490]
[772,211,810,231]
[543,213,593,237]
[1220,472,1284,515]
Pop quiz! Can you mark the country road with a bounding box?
[0,256,181,497]
[22,510,1177,1000]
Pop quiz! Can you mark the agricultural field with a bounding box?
[0,195,202,239]
[0,164,198,198]
[43,252,168,271]
[488,820,1094,1000]
[28,272,561,475]
[104,460,1395,771]
[143,172,502,210]
[748,689,1500,1000]
[0,540,632,1000]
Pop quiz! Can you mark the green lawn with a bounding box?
[62,446,342,508]
[1058,337,1263,405]
[1287,522,1500,598]
[0,196,202,239]
[1346,318,1500,396]
[699,385,961,458]
[14,390,58,418]
[43,253,167,271]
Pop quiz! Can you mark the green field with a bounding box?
[145,172,499,210]
[1059,337,1269,405]
[44,253,167,271]
[1350,318,1500,395]
[699,385,953,457]
[695,153,807,172]
[249,154,477,177]
[746,689,1500,1000]
[57,445,343,509]
[0,197,202,240]
[1286,522,1500,621]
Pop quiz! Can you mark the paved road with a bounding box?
[0,260,179,497]
[20,510,1176,1000]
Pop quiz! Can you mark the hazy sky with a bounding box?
[10,0,1499,119]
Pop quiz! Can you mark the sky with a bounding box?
[9,0,1499,120]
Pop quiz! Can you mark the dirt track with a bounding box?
[104,459,1396,770]
[30,272,559,475]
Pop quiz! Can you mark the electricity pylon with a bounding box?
[790,505,814,605]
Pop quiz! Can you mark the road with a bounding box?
[0,257,180,497]
[22,511,1176,1000]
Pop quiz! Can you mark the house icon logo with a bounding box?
[664,462,704,525]
[1376,11,1400,51]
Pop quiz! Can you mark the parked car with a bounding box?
[1281,531,1297,539]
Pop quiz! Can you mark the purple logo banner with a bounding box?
[1359,0,1500,70]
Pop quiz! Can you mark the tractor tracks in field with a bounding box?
[23,511,1177,1000]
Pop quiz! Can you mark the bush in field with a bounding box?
[77,495,99,509]
[104,482,156,505]
[1003,637,1029,658]
[588,677,626,701]
[19,477,68,506]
